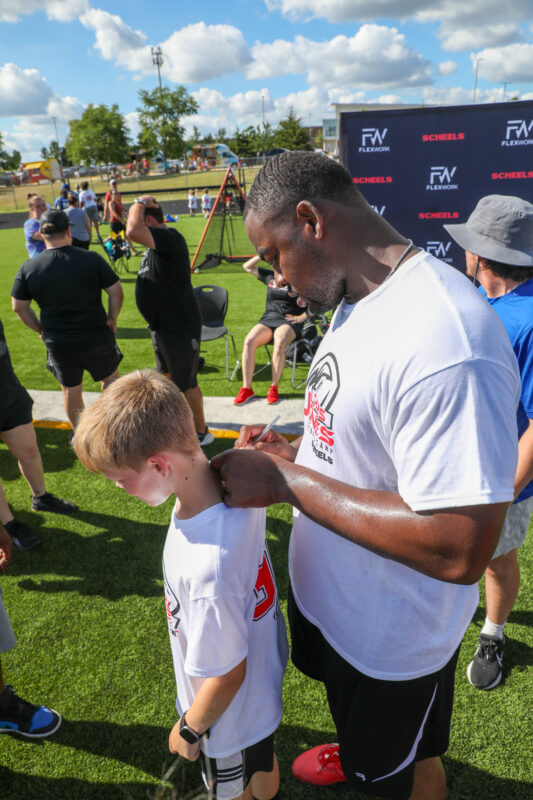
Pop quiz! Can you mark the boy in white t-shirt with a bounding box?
[73,370,287,800]
[201,190,211,218]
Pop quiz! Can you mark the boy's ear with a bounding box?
[148,453,171,476]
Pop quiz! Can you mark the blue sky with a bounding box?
[1,0,532,160]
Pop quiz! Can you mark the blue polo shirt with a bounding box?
[482,278,533,502]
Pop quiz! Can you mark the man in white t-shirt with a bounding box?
[211,152,520,800]
[79,180,101,239]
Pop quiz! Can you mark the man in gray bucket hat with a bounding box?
[445,194,533,690]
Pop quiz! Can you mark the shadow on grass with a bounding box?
[116,326,151,339]
[12,511,167,599]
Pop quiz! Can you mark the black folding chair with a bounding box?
[193,285,240,380]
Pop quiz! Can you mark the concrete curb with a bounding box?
[29,389,305,438]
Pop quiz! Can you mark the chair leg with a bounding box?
[225,333,241,381]
[253,345,272,378]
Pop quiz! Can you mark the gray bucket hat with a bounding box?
[444,194,533,267]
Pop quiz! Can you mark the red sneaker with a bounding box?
[233,387,255,406]
[291,743,346,786]
[266,384,279,404]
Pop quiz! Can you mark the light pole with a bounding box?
[151,46,165,170]
[501,81,509,100]
[473,58,483,104]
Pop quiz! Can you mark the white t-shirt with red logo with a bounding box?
[290,250,519,681]
[163,503,288,758]
[79,188,97,208]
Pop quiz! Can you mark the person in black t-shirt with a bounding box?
[233,255,308,406]
[127,195,214,447]
[11,209,124,437]
[0,318,77,550]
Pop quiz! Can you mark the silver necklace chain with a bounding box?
[384,239,415,283]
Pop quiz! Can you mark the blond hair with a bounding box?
[73,370,200,473]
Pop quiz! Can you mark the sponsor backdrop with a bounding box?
[339,100,533,270]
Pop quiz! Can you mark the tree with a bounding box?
[257,122,276,154]
[229,126,258,157]
[41,140,71,166]
[137,86,198,166]
[216,127,229,144]
[66,104,131,169]
[0,133,20,171]
[274,107,312,151]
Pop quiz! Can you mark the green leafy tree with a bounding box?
[66,104,131,168]
[256,122,276,154]
[216,127,229,144]
[0,133,21,171]
[229,126,258,157]
[137,87,198,165]
[41,140,71,166]
[274,107,312,150]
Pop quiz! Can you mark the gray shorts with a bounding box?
[85,205,99,223]
[493,495,533,559]
[0,586,16,654]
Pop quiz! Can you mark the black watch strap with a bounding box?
[179,712,202,744]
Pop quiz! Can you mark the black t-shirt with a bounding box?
[11,246,119,346]
[258,267,302,318]
[135,226,201,334]
[0,318,25,410]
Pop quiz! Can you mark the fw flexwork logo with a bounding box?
[304,353,339,465]
[427,241,453,263]
[359,128,390,153]
[371,204,386,216]
[426,166,458,191]
[502,119,533,147]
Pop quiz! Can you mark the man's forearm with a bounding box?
[13,305,42,335]
[107,293,123,323]
[514,421,533,498]
[271,458,507,584]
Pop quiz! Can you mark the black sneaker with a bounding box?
[0,685,61,738]
[31,492,78,514]
[466,633,505,690]
[197,429,215,447]
[4,519,41,551]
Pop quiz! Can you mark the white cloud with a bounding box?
[442,24,522,52]
[420,84,519,106]
[124,110,141,140]
[248,25,432,90]
[0,63,53,116]
[160,23,251,82]
[47,94,85,122]
[264,1,530,51]
[79,12,251,82]
[437,60,458,76]
[80,8,152,72]
[471,43,533,83]
[0,0,88,23]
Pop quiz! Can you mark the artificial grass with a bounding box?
[0,428,532,799]
[0,220,312,398]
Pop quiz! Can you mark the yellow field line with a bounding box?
[32,419,300,442]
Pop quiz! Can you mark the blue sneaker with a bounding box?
[0,685,62,738]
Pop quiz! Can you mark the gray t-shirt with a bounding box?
[66,206,89,242]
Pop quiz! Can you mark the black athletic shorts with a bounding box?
[199,733,274,800]
[110,220,125,234]
[288,585,460,800]
[46,328,123,387]
[151,329,200,391]
[0,385,34,432]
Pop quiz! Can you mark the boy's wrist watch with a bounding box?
[179,712,202,744]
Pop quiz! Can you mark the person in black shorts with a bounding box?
[233,255,308,406]
[126,195,214,447]
[0,318,76,550]
[11,209,124,439]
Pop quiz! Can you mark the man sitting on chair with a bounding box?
[233,255,308,406]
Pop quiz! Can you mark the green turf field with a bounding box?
[0,222,532,799]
